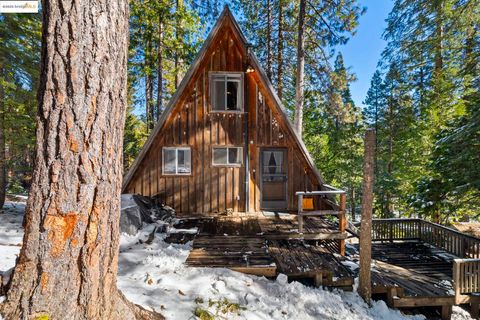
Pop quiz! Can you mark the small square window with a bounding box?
[211,73,243,111]
[213,147,242,166]
[163,147,191,175]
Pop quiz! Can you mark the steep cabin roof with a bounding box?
[122,6,325,194]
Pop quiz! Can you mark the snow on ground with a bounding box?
[0,199,473,320]
[118,224,423,320]
[0,200,25,271]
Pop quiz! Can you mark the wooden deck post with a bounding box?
[339,193,346,256]
[298,193,304,233]
[441,305,452,320]
[470,296,480,318]
[453,260,461,304]
[358,128,375,305]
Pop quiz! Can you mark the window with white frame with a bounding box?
[212,147,243,166]
[163,147,191,175]
[211,73,243,111]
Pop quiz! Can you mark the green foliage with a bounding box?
[193,297,246,319]
[0,13,41,195]
[7,177,27,195]
[128,0,203,128]
[364,0,480,222]
[194,307,215,320]
[304,52,364,219]
[123,107,148,170]
[207,297,246,315]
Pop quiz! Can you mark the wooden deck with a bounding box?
[258,215,348,240]
[180,214,348,240]
[352,218,480,319]
[363,242,456,319]
[268,239,353,289]
[174,216,480,319]
[176,215,354,290]
[186,235,276,276]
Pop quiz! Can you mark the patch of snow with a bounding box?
[276,273,288,285]
[0,200,25,272]
[118,225,423,320]
[121,194,139,210]
[341,260,359,271]
[168,227,198,234]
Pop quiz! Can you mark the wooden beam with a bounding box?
[264,232,348,240]
[358,129,375,304]
[441,305,453,320]
[298,210,342,216]
[339,193,347,256]
[393,296,455,308]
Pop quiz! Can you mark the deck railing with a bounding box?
[372,218,480,259]
[453,259,480,306]
[296,184,347,255]
[372,218,421,241]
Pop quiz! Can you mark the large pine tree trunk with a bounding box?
[266,0,273,80]
[276,0,284,100]
[146,43,154,131]
[294,0,306,135]
[174,0,184,89]
[0,68,6,210]
[157,21,164,120]
[434,1,443,73]
[0,1,162,319]
[358,129,375,304]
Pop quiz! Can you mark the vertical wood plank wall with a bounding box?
[125,23,321,214]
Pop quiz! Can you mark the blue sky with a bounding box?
[341,0,393,108]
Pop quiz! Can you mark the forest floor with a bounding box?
[0,199,475,320]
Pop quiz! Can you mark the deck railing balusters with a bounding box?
[453,259,480,304]
[372,218,480,259]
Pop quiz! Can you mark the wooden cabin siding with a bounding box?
[124,20,323,214]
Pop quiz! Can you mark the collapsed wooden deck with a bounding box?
[177,215,354,290]
[173,215,480,319]
[354,219,480,319]
[365,242,456,318]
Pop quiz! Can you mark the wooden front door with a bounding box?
[261,148,288,209]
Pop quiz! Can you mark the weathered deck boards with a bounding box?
[360,242,456,319]
[186,235,276,277]
[199,216,262,236]
[181,216,353,288]
[268,239,353,289]
[258,215,347,240]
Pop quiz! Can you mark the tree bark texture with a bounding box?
[157,21,164,120]
[174,0,184,89]
[276,0,284,100]
[0,67,6,210]
[358,129,375,304]
[0,1,162,319]
[146,41,154,131]
[434,1,444,73]
[294,0,306,136]
[266,0,273,81]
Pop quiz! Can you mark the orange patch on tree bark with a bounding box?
[44,213,79,257]
[71,237,79,247]
[69,134,80,152]
[40,272,49,294]
[56,92,65,104]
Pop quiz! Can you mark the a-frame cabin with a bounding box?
[123,7,332,215]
